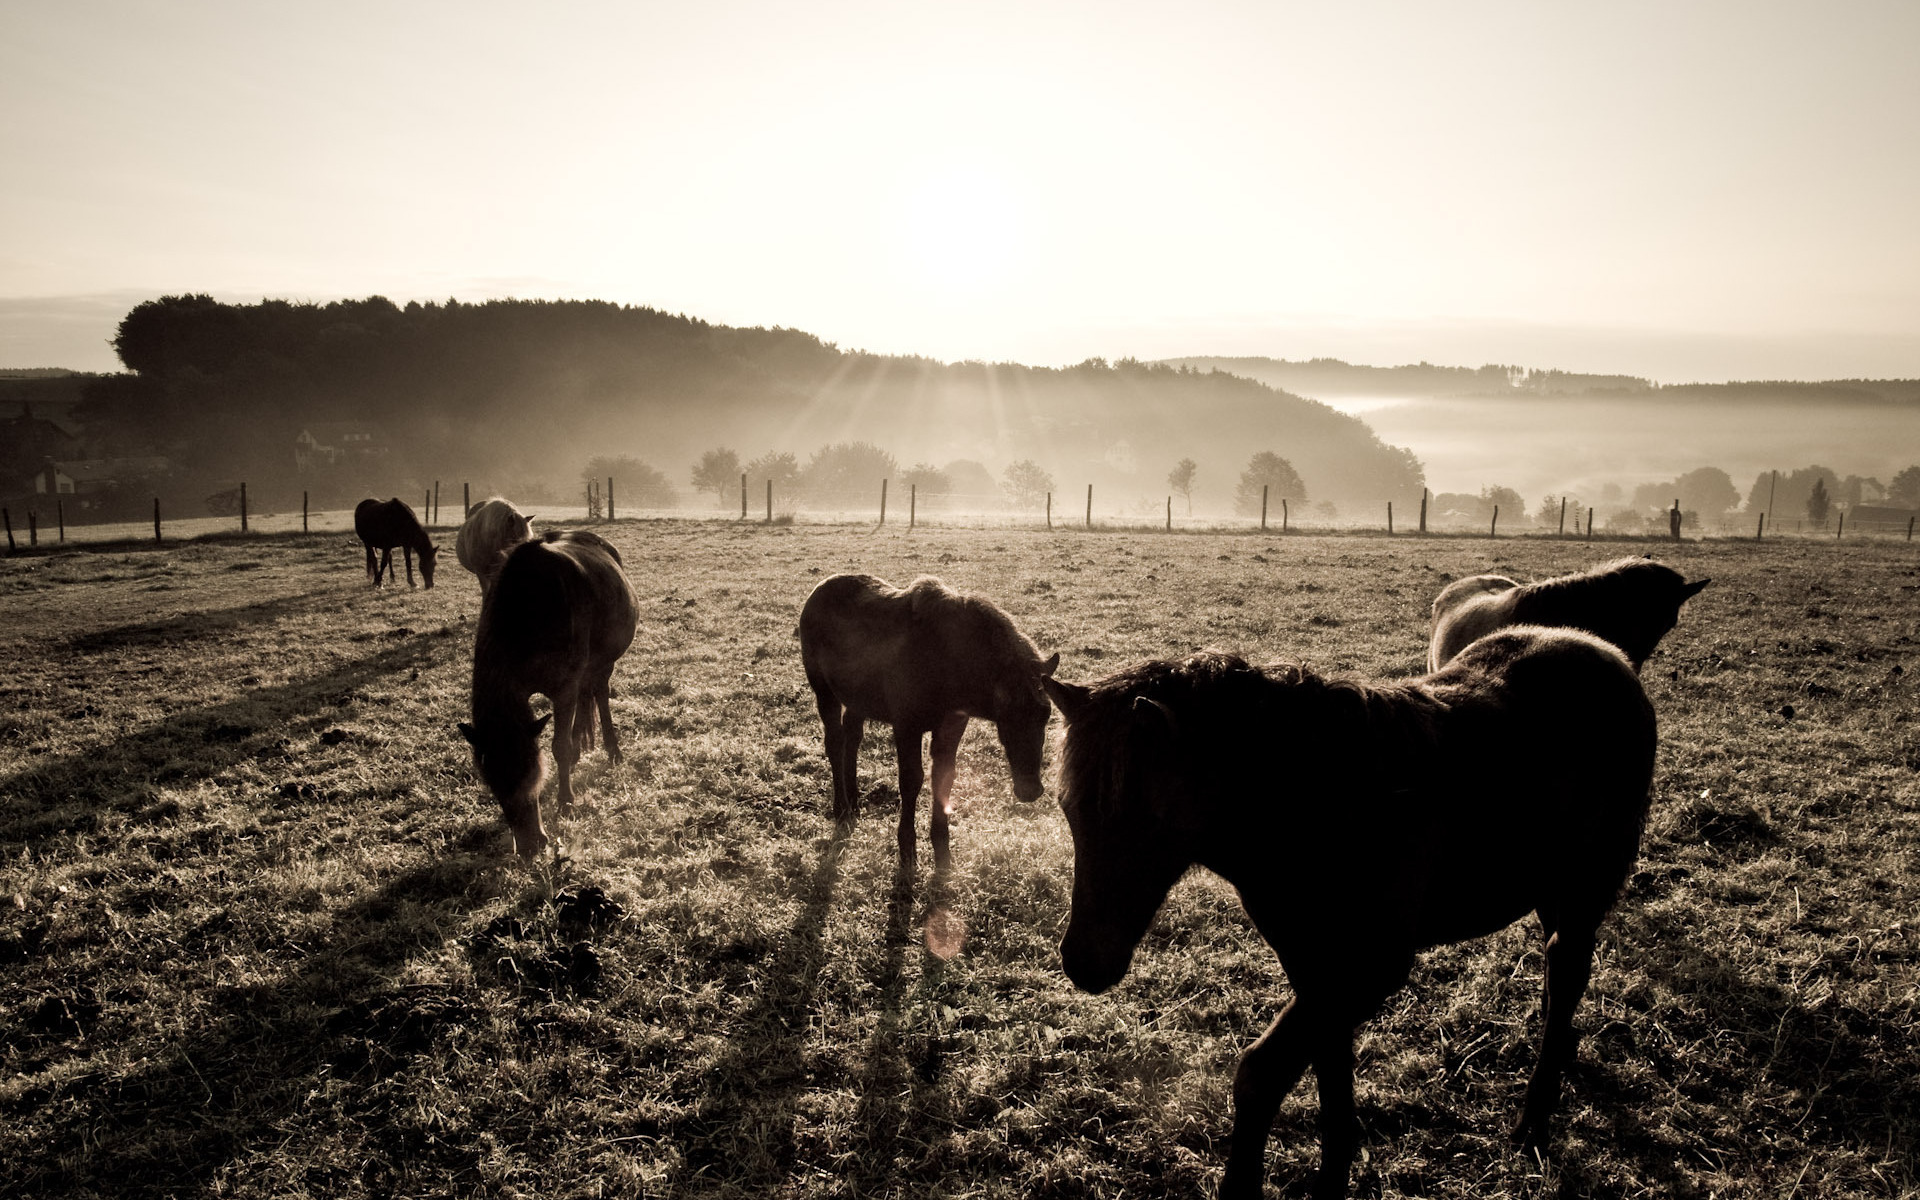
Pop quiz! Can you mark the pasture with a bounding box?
[1,522,1915,1199]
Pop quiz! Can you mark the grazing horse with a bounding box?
[459,530,638,856]
[799,573,1059,870]
[1428,556,1708,672]
[455,497,535,597]
[1042,629,1656,1200]
[353,497,439,589]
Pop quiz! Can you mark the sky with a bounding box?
[3,0,1917,381]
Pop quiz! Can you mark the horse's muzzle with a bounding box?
[1059,933,1129,995]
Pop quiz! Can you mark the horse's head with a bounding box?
[1040,664,1201,994]
[994,651,1061,803]
[419,544,439,589]
[459,713,550,855]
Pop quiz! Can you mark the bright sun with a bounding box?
[901,166,1022,299]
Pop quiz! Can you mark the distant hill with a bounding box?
[69,296,1428,515]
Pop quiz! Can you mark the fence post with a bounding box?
[1587,507,1594,542]
[1756,513,1765,540]
[1837,511,1844,539]
[607,476,615,521]
[1166,496,1171,531]
[464,482,470,518]
[1261,484,1268,531]
[1490,505,1498,538]
[1558,496,1567,536]
[433,480,440,525]
[426,489,432,520]
[303,491,309,532]
[1388,501,1394,535]
[57,499,64,543]
[1419,488,1428,534]
[1908,515,1914,542]
[1046,492,1051,529]
[1085,484,1092,529]
[766,479,772,523]
[1282,498,1289,532]
[910,484,917,529]
[2,508,12,553]
[240,481,249,532]
[154,497,162,543]
[27,510,36,547]
[740,473,747,520]
[879,478,888,525]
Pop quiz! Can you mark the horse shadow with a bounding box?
[11,843,500,1197]
[60,587,365,656]
[0,630,453,853]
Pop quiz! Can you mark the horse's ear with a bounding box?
[1682,577,1710,600]
[457,721,477,746]
[1131,695,1179,740]
[1036,651,1061,678]
[1041,676,1091,723]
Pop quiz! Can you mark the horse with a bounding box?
[1428,556,1708,672]
[459,530,638,856]
[353,497,439,589]
[455,497,535,597]
[1041,629,1656,1200]
[798,573,1060,871]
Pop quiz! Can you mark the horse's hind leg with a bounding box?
[363,543,377,583]
[377,548,394,585]
[551,692,580,815]
[1514,914,1599,1151]
[595,674,620,764]
[1311,1035,1359,1200]
[893,727,925,870]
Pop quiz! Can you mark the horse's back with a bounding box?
[1428,574,1520,671]
[484,533,637,680]
[354,497,420,545]
[456,498,533,577]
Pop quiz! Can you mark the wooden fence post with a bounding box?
[433,480,440,525]
[740,473,747,520]
[879,479,888,525]
[240,481,248,532]
[1166,496,1171,531]
[1388,501,1394,535]
[1756,513,1765,540]
[154,497,162,543]
[766,479,772,523]
[910,484,917,529]
[1085,484,1092,529]
[425,490,432,521]
[1282,498,1289,532]
[27,510,36,547]
[1046,492,1052,530]
[303,490,309,532]
[1558,496,1567,536]
[1490,505,1498,538]
[1908,515,1914,542]
[1419,488,1428,534]
[1261,484,1268,531]
[464,482,470,518]
[2,508,12,553]
[607,477,615,521]
[56,499,64,543]
[1587,507,1594,542]
[1837,511,1844,539]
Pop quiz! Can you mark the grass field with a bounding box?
[1,521,1915,1199]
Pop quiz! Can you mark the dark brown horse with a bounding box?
[459,530,638,856]
[799,573,1059,870]
[354,497,439,589]
[1429,556,1708,671]
[1042,629,1656,1200]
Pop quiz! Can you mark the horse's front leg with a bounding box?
[551,693,579,815]
[364,543,377,583]
[1311,1035,1359,1200]
[1514,919,1598,1150]
[928,712,967,872]
[1222,999,1314,1200]
[403,546,416,587]
[893,726,925,870]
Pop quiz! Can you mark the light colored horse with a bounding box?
[455,498,535,597]
[1429,557,1708,673]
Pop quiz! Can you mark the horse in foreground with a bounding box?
[353,497,439,589]
[455,497,535,597]
[1428,556,1708,671]
[799,573,1059,871]
[460,530,638,856]
[1042,629,1656,1200]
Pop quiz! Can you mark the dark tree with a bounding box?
[1234,452,1306,516]
[691,448,742,506]
[1806,477,1831,525]
[1168,457,1197,514]
[1884,465,1920,509]
[1001,460,1054,509]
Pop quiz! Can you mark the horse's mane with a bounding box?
[1062,652,1436,816]
[903,575,1040,665]
[1518,557,1682,603]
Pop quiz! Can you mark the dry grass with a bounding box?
[1,522,1915,1198]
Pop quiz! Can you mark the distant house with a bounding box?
[294,422,388,471]
[35,456,173,497]
[1,406,83,484]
